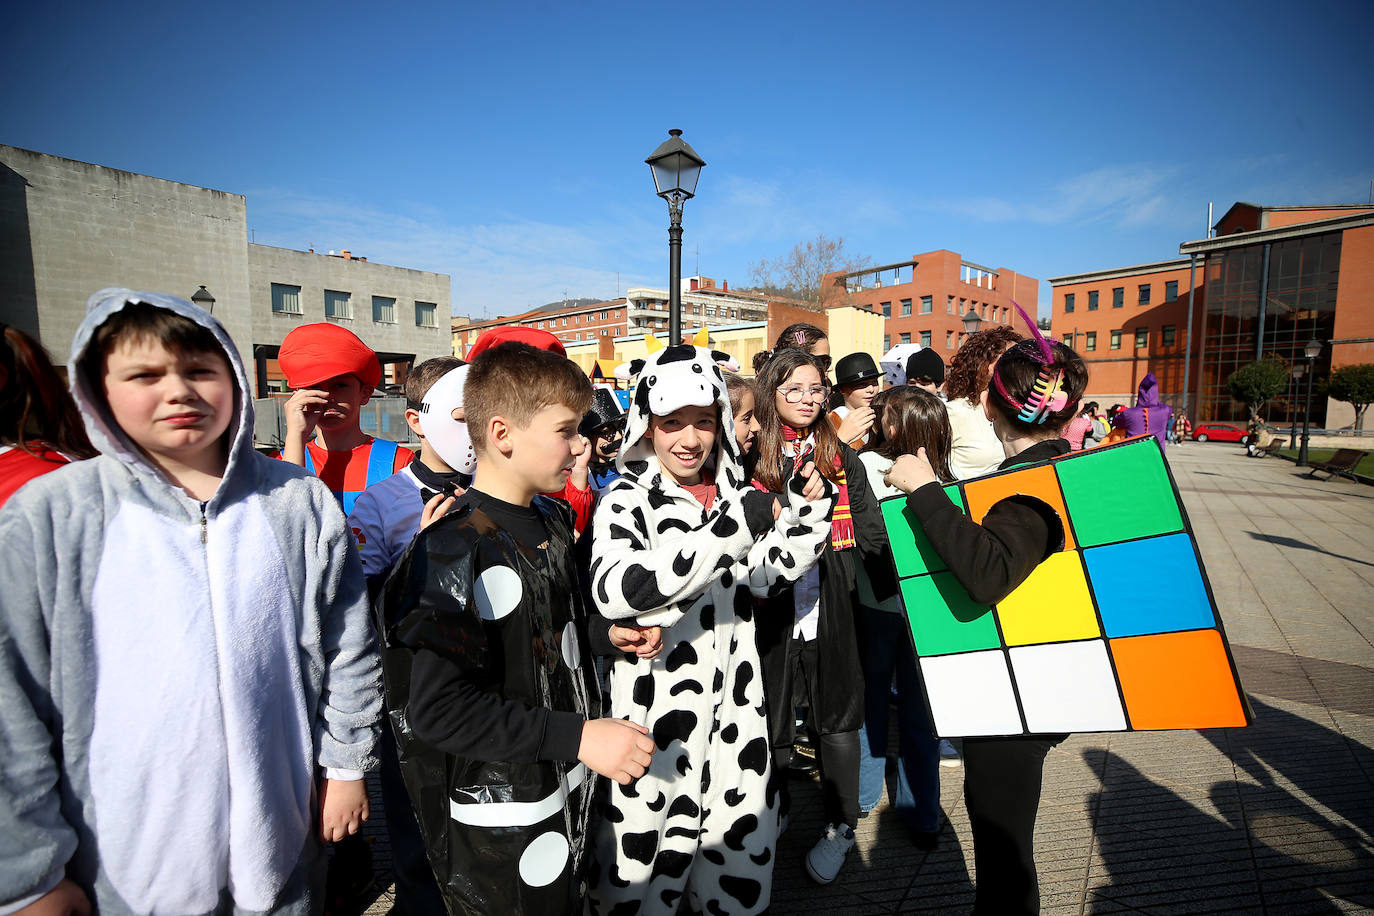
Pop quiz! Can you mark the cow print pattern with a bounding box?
[588,344,836,915]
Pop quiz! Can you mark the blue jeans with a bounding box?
[857,605,941,833]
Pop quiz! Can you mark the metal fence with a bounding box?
[253,396,419,450]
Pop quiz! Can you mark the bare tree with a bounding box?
[747,234,871,307]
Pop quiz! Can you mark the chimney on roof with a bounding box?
[341,250,351,259]
[723,280,728,291]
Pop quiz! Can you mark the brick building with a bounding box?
[1048,259,1205,413]
[1049,202,1374,427]
[822,249,1039,357]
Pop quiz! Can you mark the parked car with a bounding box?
[1192,423,1249,444]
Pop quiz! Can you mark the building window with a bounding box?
[1135,328,1149,349]
[1085,331,1097,351]
[1062,334,1073,345]
[920,296,932,315]
[1088,290,1099,310]
[900,332,911,344]
[947,295,955,314]
[1110,330,1122,350]
[415,301,437,328]
[1165,280,1178,302]
[373,295,397,324]
[946,330,955,348]
[1064,293,1076,313]
[271,283,301,314]
[882,301,892,317]
[1162,325,1176,346]
[1112,287,1124,308]
[900,299,912,316]
[323,290,351,320]
[920,330,931,347]
[1138,283,1151,305]
[884,335,891,351]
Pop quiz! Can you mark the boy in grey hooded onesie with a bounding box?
[0,289,382,915]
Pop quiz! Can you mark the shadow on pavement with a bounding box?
[1245,530,1374,568]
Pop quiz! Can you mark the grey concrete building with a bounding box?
[0,144,451,395]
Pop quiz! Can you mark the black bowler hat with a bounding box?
[579,388,626,437]
[834,352,881,387]
[905,348,946,385]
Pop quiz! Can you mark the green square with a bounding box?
[1054,438,1183,547]
[881,487,964,577]
[900,571,999,656]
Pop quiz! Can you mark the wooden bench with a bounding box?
[1252,431,1288,457]
[1305,448,1368,482]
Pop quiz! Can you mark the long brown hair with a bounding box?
[868,387,954,482]
[944,325,1023,405]
[752,349,841,490]
[0,324,98,459]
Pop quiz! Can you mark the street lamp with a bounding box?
[961,309,983,336]
[191,285,216,314]
[1289,362,1305,448]
[1296,338,1324,468]
[645,129,705,345]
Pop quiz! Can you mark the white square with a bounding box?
[1009,641,1128,733]
[919,651,1023,737]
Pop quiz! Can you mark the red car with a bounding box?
[1192,423,1249,444]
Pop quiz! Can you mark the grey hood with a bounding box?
[70,288,257,506]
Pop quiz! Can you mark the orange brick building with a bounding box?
[1050,202,1374,427]
[823,249,1038,357]
[1048,258,1206,414]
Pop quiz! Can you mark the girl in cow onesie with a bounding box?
[588,340,834,916]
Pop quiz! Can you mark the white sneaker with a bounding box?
[939,739,962,768]
[805,822,855,884]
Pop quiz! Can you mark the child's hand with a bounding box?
[570,435,592,490]
[885,449,939,494]
[609,623,663,659]
[283,388,330,440]
[797,461,827,503]
[319,777,370,843]
[578,719,656,785]
[836,406,875,444]
[13,880,90,916]
[419,490,458,531]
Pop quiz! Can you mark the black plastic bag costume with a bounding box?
[378,494,599,915]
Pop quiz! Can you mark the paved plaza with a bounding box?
[360,443,1374,914]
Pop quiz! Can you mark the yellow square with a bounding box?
[995,551,1100,645]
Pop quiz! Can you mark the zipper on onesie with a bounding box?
[199,501,208,544]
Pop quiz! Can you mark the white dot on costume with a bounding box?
[560,626,580,669]
[518,831,569,887]
[474,565,522,620]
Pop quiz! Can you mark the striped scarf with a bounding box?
[782,425,855,551]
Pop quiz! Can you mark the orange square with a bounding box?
[1110,630,1248,730]
[962,463,1075,552]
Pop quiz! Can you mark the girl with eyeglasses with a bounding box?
[749,348,885,886]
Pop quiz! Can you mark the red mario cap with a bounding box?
[278,323,382,390]
[466,326,567,360]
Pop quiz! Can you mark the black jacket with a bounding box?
[378,492,600,916]
[755,444,886,742]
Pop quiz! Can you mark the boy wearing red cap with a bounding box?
[277,323,414,513]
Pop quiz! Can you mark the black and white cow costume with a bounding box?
[588,342,835,916]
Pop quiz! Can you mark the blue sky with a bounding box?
[3,0,1371,320]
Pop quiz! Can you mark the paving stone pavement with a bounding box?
[357,442,1374,914]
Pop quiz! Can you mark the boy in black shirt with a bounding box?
[378,342,656,915]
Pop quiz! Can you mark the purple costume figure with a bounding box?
[1112,373,1174,449]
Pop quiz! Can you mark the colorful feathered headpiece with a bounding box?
[991,301,1072,425]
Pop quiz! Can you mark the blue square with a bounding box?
[1083,533,1216,637]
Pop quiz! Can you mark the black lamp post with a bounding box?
[1295,338,1323,468]
[191,285,216,315]
[961,308,984,336]
[1288,362,1305,448]
[645,129,705,345]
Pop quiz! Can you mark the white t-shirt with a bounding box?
[946,397,1005,480]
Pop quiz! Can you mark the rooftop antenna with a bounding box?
[616,272,620,297]
[695,243,700,276]
[1207,201,1213,238]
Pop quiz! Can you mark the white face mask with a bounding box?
[418,366,476,474]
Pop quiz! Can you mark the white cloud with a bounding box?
[924,164,1183,228]
[245,190,659,318]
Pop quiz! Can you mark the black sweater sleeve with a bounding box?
[905,481,1064,606]
[408,649,584,764]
